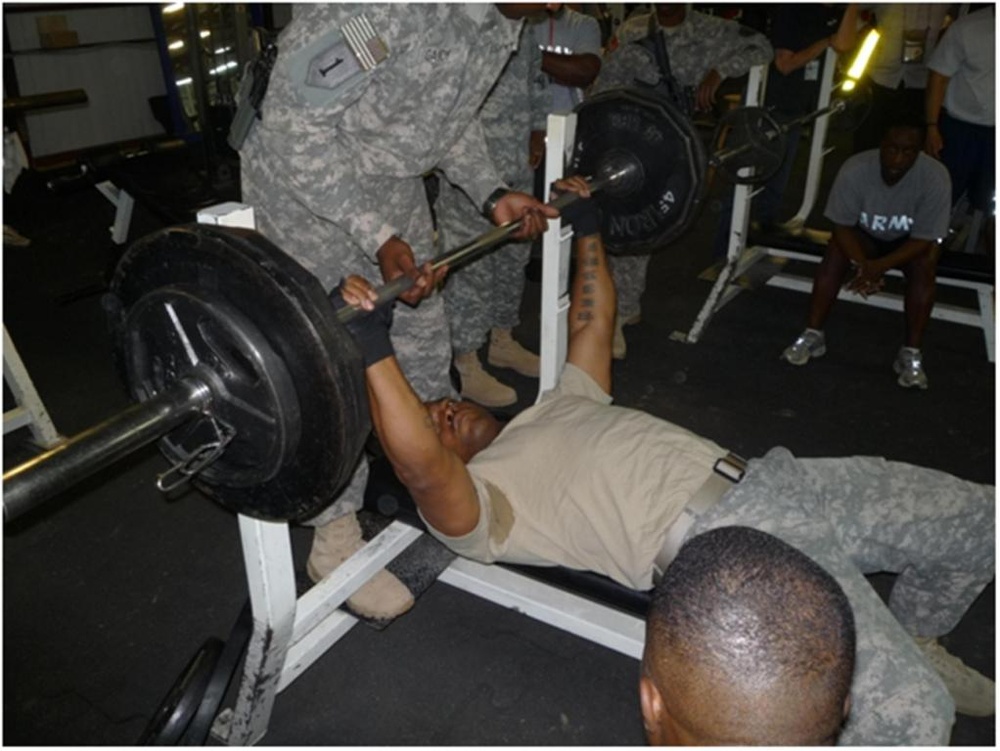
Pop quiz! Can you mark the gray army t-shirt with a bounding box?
[824,150,952,241]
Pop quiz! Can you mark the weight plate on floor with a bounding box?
[571,87,707,255]
[110,224,369,522]
[138,637,224,745]
[180,600,253,746]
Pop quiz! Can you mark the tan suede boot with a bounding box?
[306,512,414,620]
[487,327,540,377]
[612,313,641,361]
[455,350,517,407]
[612,316,627,360]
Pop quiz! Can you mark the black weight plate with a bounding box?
[138,638,224,745]
[571,87,707,255]
[712,106,786,185]
[110,224,369,522]
[180,599,253,746]
[122,286,299,487]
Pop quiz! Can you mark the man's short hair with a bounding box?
[647,526,856,743]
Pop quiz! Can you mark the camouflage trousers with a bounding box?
[685,447,995,745]
[242,168,455,526]
[435,179,531,355]
[608,253,649,322]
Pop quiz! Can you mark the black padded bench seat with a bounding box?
[363,455,652,619]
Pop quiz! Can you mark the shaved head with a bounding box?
[642,526,855,745]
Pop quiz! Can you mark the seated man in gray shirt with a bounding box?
[781,118,952,389]
[337,176,992,742]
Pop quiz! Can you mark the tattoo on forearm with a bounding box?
[574,239,604,324]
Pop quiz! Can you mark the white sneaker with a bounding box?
[894,347,929,390]
[781,328,826,365]
[914,636,995,717]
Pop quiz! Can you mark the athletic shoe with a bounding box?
[894,347,929,390]
[781,328,826,365]
[914,636,995,716]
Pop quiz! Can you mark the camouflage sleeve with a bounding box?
[250,3,407,259]
[254,139,401,259]
[437,117,507,207]
[694,13,773,80]
[590,44,659,95]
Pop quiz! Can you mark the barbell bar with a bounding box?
[2,168,630,524]
[343,168,628,321]
[3,82,865,523]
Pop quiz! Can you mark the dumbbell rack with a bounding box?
[210,113,645,746]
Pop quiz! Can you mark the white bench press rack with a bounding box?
[208,112,645,746]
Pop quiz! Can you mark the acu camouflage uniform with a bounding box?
[240,4,521,524]
[591,11,773,321]
[685,447,995,745]
[434,25,548,356]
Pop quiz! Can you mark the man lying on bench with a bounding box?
[337,176,994,745]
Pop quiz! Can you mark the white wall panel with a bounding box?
[6,6,156,50]
[5,6,168,158]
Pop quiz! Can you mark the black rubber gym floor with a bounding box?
[3,130,994,745]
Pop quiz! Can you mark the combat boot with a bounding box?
[306,512,414,620]
[487,328,540,377]
[455,350,517,407]
[612,312,641,360]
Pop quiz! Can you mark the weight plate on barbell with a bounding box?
[711,106,786,186]
[571,87,707,255]
[121,286,299,488]
[110,225,370,522]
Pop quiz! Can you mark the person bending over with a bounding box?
[642,526,855,746]
[339,176,993,744]
[781,118,952,389]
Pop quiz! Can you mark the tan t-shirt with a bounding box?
[422,364,726,589]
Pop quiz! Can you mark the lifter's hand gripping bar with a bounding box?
[336,169,627,324]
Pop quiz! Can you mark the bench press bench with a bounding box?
[205,110,648,746]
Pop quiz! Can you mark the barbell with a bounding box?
[2,168,628,523]
[3,85,860,523]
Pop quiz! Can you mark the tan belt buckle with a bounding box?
[714,452,746,483]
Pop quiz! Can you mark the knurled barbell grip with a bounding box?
[336,172,621,324]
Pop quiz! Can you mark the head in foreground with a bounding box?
[642,526,856,746]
